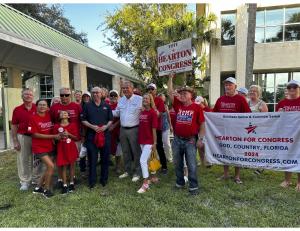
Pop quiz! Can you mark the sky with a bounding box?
[61,3,196,66]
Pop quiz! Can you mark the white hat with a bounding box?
[223,77,237,85]
[82,91,91,97]
[287,80,300,87]
[147,83,157,90]
[195,96,204,104]
[237,87,248,95]
[109,90,119,96]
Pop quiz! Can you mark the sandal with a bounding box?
[217,175,230,181]
[280,181,292,188]
[234,178,243,184]
[137,183,149,194]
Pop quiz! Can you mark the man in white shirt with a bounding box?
[113,81,143,182]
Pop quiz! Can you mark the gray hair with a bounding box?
[122,81,134,88]
[59,87,71,94]
[249,85,262,98]
[91,86,102,93]
[21,88,33,97]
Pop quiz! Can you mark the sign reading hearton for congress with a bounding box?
[157,38,192,76]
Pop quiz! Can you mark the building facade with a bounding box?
[207,3,300,111]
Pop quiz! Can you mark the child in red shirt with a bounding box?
[53,111,79,194]
[29,99,60,198]
[137,93,158,193]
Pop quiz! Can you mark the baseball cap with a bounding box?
[177,86,195,95]
[287,80,300,87]
[237,87,248,95]
[147,83,157,90]
[223,77,237,85]
[82,91,91,97]
[195,96,204,104]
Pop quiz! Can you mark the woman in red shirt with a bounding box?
[29,99,60,198]
[276,80,300,191]
[53,111,80,194]
[137,93,158,193]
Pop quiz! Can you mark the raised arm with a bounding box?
[167,73,175,103]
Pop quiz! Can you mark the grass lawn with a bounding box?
[0,150,300,227]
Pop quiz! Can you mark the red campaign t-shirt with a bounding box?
[169,108,176,130]
[28,112,54,154]
[213,94,251,113]
[11,103,36,134]
[276,97,300,111]
[154,96,165,131]
[173,97,205,138]
[50,102,82,131]
[138,108,158,145]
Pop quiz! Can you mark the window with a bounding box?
[221,13,236,45]
[255,7,300,43]
[40,75,53,99]
[252,72,300,111]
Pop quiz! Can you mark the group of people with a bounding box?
[11,73,300,198]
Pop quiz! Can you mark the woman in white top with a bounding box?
[248,85,268,175]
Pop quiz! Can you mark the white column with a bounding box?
[235,4,248,88]
[112,75,121,93]
[73,63,87,92]
[52,57,69,96]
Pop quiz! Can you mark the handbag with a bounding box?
[148,149,162,172]
[94,131,105,148]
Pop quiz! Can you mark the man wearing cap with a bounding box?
[213,77,251,184]
[12,88,37,190]
[112,81,143,182]
[81,87,113,188]
[108,89,122,174]
[276,79,300,191]
[167,74,205,195]
[147,83,168,174]
[237,87,248,99]
[50,87,82,187]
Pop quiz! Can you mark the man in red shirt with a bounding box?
[167,74,205,195]
[147,83,168,174]
[213,77,251,184]
[12,88,37,191]
[50,87,82,187]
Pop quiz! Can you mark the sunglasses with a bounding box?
[147,87,155,91]
[110,94,118,97]
[287,85,299,89]
[60,94,70,97]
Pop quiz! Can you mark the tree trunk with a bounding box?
[245,3,257,88]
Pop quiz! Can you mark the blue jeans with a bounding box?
[172,135,199,192]
[86,132,111,186]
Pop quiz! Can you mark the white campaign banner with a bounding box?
[204,112,300,172]
[157,38,192,76]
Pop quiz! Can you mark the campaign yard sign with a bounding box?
[157,38,192,76]
[204,112,300,172]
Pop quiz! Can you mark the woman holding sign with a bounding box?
[276,80,300,191]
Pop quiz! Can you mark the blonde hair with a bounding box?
[249,85,262,98]
[143,93,155,109]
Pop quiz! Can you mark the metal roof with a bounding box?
[0,4,139,81]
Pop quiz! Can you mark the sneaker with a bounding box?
[137,183,149,193]
[173,184,185,191]
[68,183,75,192]
[33,187,44,194]
[132,175,140,182]
[43,190,54,198]
[20,183,29,191]
[61,186,68,195]
[119,172,129,179]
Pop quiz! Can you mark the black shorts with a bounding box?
[34,152,54,159]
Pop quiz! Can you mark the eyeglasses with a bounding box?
[92,91,100,94]
[147,87,155,91]
[60,94,70,97]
